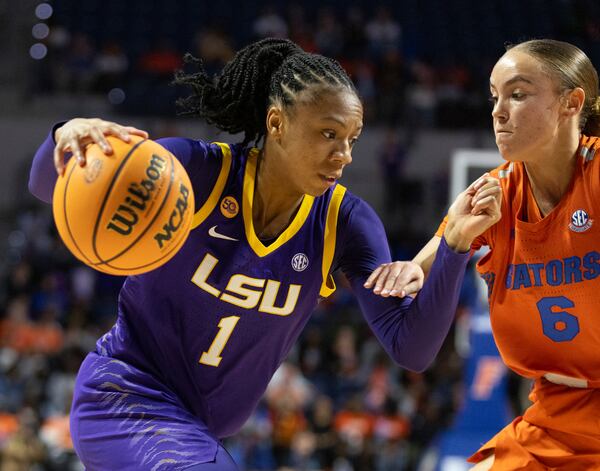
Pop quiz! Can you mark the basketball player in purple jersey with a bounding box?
[29,39,501,470]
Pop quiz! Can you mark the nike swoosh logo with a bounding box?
[208,225,239,242]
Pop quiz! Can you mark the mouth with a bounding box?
[320,173,341,186]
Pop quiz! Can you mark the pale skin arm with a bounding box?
[364,173,501,297]
[412,235,441,277]
[53,118,149,175]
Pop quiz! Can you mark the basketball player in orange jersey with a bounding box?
[366,39,600,469]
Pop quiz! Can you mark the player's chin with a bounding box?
[496,144,516,162]
[307,175,338,196]
[308,185,332,197]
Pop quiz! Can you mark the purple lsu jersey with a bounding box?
[96,141,349,438]
[30,128,470,470]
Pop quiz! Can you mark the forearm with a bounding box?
[28,123,65,203]
[353,237,469,372]
[412,235,441,277]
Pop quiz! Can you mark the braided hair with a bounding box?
[174,38,357,144]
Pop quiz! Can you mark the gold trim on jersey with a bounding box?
[320,184,346,297]
[242,148,315,257]
[191,142,233,229]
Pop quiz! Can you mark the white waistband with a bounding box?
[544,373,588,388]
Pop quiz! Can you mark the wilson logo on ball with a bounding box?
[154,183,191,248]
[106,153,166,236]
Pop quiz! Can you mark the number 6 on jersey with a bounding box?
[199,316,240,367]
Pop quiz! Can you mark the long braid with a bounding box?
[174,38,357,144]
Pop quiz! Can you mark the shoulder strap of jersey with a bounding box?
[191,142,233,229]
[320,184,347,298]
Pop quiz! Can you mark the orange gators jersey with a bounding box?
[437,136,600,386]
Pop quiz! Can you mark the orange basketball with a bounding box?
[53,136,195,275]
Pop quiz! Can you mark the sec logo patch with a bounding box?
[569,209,593,233]
[220,196,239,218]
[291,253,309,272]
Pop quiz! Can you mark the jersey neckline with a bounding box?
[242,148,315,257]
[514,147,583,234]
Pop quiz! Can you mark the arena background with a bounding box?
[0,1,598,470]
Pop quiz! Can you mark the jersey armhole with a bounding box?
[320,184,347,298]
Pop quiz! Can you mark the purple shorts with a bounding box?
[71,352,221,470]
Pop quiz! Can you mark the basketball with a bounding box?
[52,136,195,275]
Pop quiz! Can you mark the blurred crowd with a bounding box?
[30,3,506,128]
[28,1,600,126]
[29,1,600,124]
[0,203,475,471]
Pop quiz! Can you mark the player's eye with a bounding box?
[488,95,498,105]
[511,91,526,100]
[350,137,359,147]
[322,130,336,139]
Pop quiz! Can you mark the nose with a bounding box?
[491,98,508,123]
[332,141,353,166]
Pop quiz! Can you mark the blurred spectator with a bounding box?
[341,7,369,60]
[374,438,409,471]
[269,394,307,468]
[334,394,375,469]
[227,403,275,470]
[286,4,316,53]
[366,7,402,59]
[437,61,474,128]
[39,414,76,469]
[93,41,129,93]
[406,60,438,128]
[253,5,288,39]
[62,33,97,94]
[30,271,68,322]
[373,398,410,443]
[352,60,377,121]
[4,263,33,301]
[332,327,363,405]
[0,407,47,471]
[0,348,24,413]
[0,412,18,446]
[375,50,408,124]
[308,396,336,468]
[194,28,235,77]
[138,37,183,77]
[314,8,344,58]
[378,128,416,219]
[289,430,320,470]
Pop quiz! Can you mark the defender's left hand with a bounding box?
[364,261,424,298]
[444,173,502,252]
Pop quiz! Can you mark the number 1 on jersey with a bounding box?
[199,316,240,367]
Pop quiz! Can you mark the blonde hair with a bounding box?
[508,39,600,136]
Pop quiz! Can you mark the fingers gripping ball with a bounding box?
[52,136,195,275]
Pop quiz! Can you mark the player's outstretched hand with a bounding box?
[54,118,149,175]
[444,173,502,252]
[363,261,424,298]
